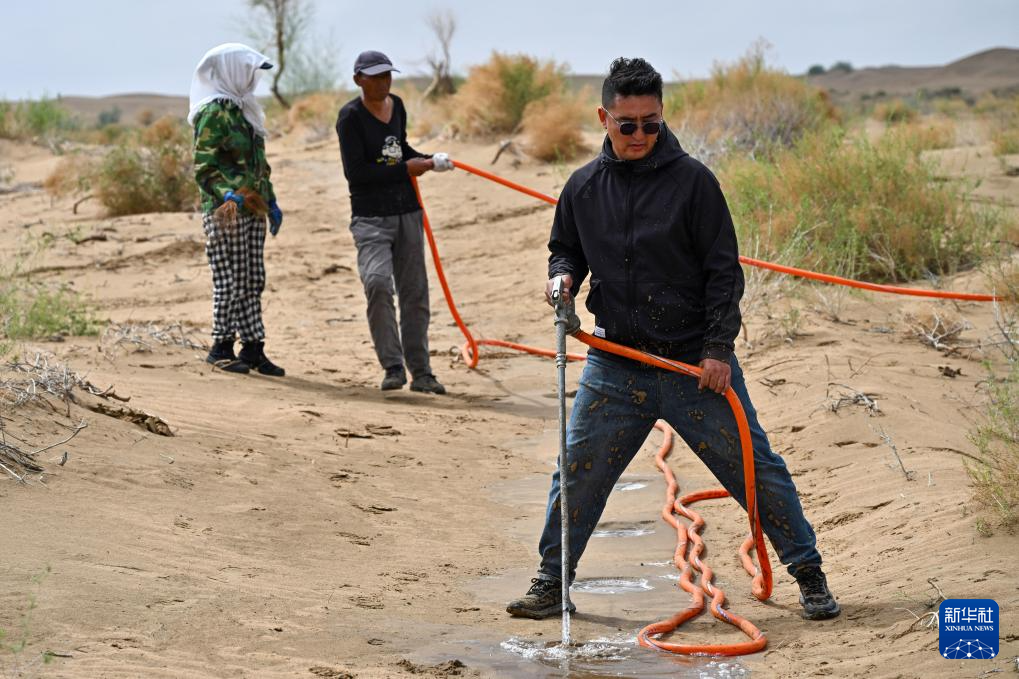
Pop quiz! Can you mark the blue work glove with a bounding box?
[223,190,244,208]
[268,200,283,236]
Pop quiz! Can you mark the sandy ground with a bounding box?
[1,122,1018,679]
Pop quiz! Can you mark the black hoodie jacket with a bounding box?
[548,124,744,363]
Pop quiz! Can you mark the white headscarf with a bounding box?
[188,43,273,137]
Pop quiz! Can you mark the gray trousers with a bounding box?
[350,211,432,378]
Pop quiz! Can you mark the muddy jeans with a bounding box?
[349,211,432,378]
[537,350,822,583]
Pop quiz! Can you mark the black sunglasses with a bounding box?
[604,109,663,136]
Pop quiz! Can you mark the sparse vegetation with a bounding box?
[452,52,569,137]
[873,98,919,124]
[0,97,75,144]
[43,115,197,216]
[722,126,1007,282]
[1,248,97,341]
[0,567,56,676]
[967,363,1019,530]
[666,44,837,163]
[985,94,1019,155]
[521,92,588,161]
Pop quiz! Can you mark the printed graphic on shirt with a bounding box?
[379,136,402,165]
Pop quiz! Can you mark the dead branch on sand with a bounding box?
[101,321,208,355]
[871,424,915,481]
[1,352,124,411]
[824,382,882,416]
[909,311,971,352]
[0,413,87,483]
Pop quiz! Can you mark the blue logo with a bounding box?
[939,599,998,659]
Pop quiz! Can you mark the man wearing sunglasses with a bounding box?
[507,57,840,623]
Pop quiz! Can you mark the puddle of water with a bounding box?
[595,519,656,538]
[419,634,751,678]
[659,573,682,581]
[572,577,653,594]
[613,481,647,492]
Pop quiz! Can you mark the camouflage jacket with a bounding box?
[192,99,276,213]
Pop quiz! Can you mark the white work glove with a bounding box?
[432,152,454,172]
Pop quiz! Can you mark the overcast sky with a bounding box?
[3,0,1018,99]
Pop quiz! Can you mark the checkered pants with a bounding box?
[203,211,266,343]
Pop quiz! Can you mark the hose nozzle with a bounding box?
[551,275,581,335]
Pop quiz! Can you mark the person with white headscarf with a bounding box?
[189,43,285,377]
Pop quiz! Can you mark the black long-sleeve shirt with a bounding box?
[335,94,429,217]
[548,125,744,363]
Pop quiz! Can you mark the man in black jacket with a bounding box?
[336,50,452,394]
[506,57,840,622]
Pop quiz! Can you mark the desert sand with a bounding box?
[1,113,1017,679]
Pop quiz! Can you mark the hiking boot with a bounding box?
[381,365,407,391]
[239,341,285,377]
[410,373,446,395]
[506,577,575,620]
[206,340,249,374]
[794,566,841,620]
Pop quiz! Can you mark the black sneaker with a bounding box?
[794,566,841,620]
[206,340,249,374]
[410,373,446,395]
[506,577,575,620]
[239,341,285,377]
[381,366,407,391]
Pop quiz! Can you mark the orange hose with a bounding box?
[636,422,767,655]
[738,256,1001,302]
[450,160,1001,303]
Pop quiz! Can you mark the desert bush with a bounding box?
[94,116,196,215]
[1,253,97,340]
[967,364,1019,530]
[97,106,122,127]
[886,117,956,150]
[43,155,97,199]
[285,90,349,140]
[873,98,918,124]
[0,282,96,340]
[0,97,75,143]
[136,108,156,127]
[45,116,197,216]
[985,95,1019,155]
[665,44,837,162]
[521,92,589,161]
[723,127,1007,282]
[452,52,568,137]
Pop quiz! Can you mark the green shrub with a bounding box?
[0,97,75,142]
[45,116,197,216]
[986,95,1019,155]
[452,52,568,137]
[722,127,1007,282]
[967,364,1019,530]
[873,98,919,124]
[665,44,837,161]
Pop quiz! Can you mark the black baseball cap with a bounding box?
[354,50,400,76]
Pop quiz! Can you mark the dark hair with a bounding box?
[601,57,663,108]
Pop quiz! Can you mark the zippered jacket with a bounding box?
[193,99,276,213]
[548,124,744,363]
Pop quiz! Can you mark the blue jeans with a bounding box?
[537,350,821,582]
